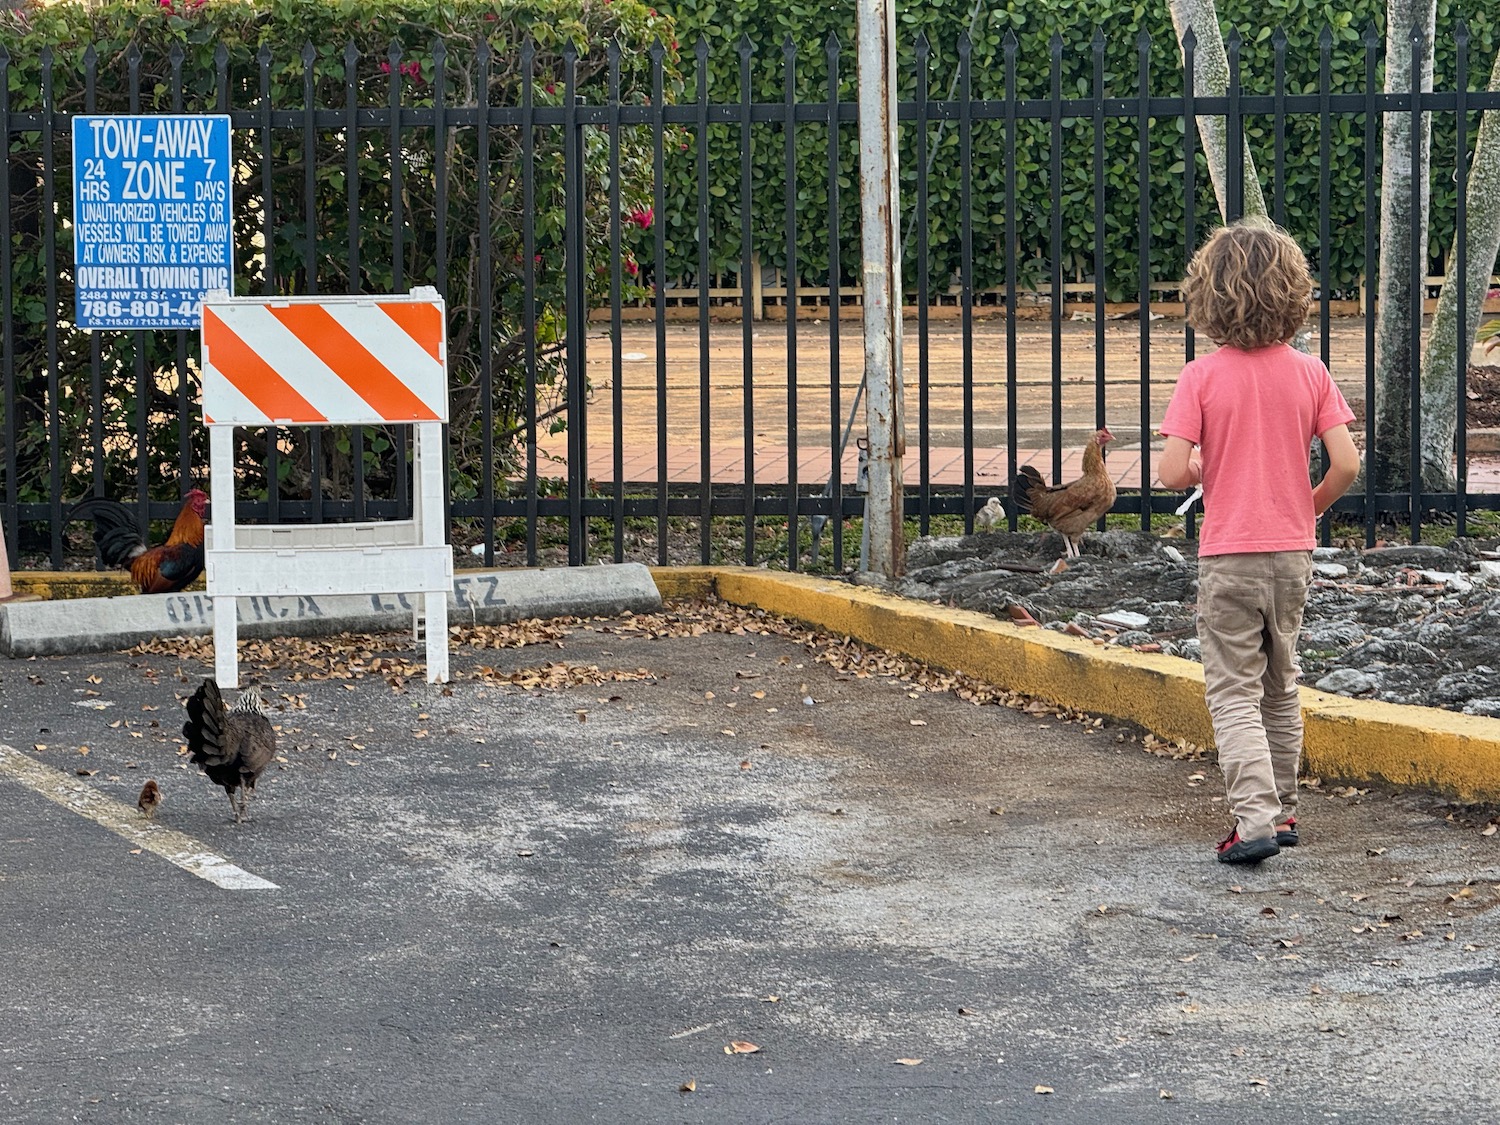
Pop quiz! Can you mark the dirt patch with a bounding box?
[1347,364,1500,431]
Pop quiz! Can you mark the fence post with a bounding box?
[856,0,905,577]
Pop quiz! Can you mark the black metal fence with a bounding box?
[3,23,1500,576]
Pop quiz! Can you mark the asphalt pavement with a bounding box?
[2,609,1498,1123]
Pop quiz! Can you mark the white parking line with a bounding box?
[0,744,279,891]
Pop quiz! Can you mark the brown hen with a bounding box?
[1011,428,1116,558]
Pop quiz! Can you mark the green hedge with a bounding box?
[0,0,674,515]
[648,0,1498,300]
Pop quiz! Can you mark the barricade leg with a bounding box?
[425,590,448,683]
[214,595,239,688]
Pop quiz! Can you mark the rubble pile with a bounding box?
[900,529,1500,716]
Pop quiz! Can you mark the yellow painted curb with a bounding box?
[670,566,1500,801]
[11,570,179,600]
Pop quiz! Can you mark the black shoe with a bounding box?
[1216,830,1280,865]
[1274,818,1299,848]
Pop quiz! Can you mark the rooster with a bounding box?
[67,489,208,594]
[182,679,277,824]
[1010,428,1116,558]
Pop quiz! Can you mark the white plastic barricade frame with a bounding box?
[200,288,452,687]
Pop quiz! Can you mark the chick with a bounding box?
[137,779,162,820]
[974,496,1005,532]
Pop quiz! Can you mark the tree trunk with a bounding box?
[1166,0,1268,222]
[1418,47,1500,491]
[1373,0,1438,491]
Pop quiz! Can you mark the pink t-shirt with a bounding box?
[1160,343,1354,557]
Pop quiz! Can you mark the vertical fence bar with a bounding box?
[651,40,668,566]
[346,41,367,523]
[1183,27,1199,540]
[170,45,192,489]
[1454,22,1469,539]
[1049,33,1063,485]
[1092,28,1107,509]
[1408,22,1423,543]
[739,35,756,564]
[1272,27,1287,227]
[432,40,453,542]
[42,49,60,565]
[1363,24,1379,547]
[476,39,494,565]
[388,40,410,521]
[782,35,800,569]
[521,39,539,566]
[825,33,842,571]
[1226,30,1243,221]
[960,32,976,530]
[84,47,103,502]
[699,38,715,565]
[563,42,585,565]
[259,45,280,523]
[1137,30,1153,532]
[607,42,624,563]
[302,43,324,521]
[0,46,11,558]
[1318,25,1333,546]
[915,33,931,535]
[126,46,148,554]
[1005,32,1020,521]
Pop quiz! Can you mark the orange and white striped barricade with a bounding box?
[200,288,452,687]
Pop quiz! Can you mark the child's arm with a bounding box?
[1158,436,1202,490]
[1312,424,1360,517]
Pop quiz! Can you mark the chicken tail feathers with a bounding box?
[1011,465,1046,517]
[183,679,234,769]
[67,497,147,567]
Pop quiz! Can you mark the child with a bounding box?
[1158,220,1360,865]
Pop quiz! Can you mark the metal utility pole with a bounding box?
[856,0,906,578]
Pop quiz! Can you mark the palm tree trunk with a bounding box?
[1166,0,1268,222]
[1418,46,1500,490]
[1373,0,1438,491]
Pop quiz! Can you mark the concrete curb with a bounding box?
[651,566,1500,801]
[1,564,661,658]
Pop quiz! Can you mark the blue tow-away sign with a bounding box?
[72,114,234,331]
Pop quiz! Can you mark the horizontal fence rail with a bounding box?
[1,23,1499,576]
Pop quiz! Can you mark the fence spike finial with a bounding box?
[520,36,535,68]
[1225,27,1241,53]
[257,42,272,68]
[738,32,755,57]
[649,37,665,63]
[1137,27,1152,51]
[302,41,316,66]
[169,43,185,68]
[344,40,359,68]
[696,35,709,63]
[957,30,972,57]
[826,30,840,57]
[1003,29,1018,49]
[1271,25,1287,51]
[1456,19,1469,49]
[1093,24,1107,51]
[783,33,796,60]
[214,42,228,69]
[1318,24,1333,49]
[914,30,930,57]
[1362,22,1380,49]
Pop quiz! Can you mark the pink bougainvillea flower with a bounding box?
[544,83,556,96]
[627,206,654,230]
[624,258,639,277]
[380,60,393,74]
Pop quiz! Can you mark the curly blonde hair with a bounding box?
[1181,220,1313,349]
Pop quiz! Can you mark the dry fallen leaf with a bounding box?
[1482,823,1498,837]
[679,1080,696,1094]
[725,1041,759,1055]
[1249,1078,1269,1087]
[1034,1085,1054,1095]
[894,1058,923,1066]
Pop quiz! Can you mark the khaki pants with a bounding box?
[1196,551,1313,842]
